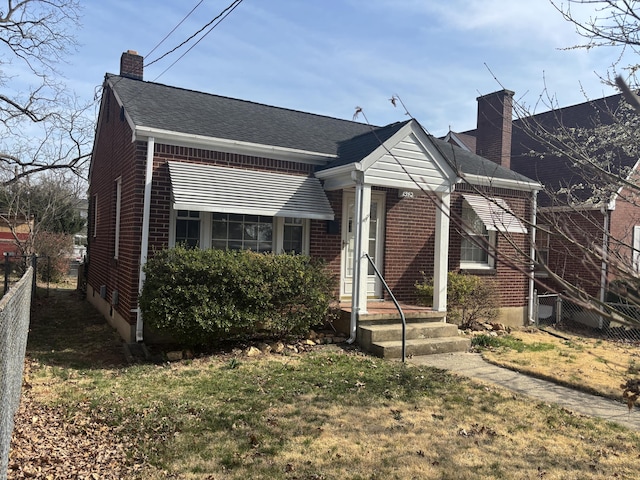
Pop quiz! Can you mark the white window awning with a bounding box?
[463,194,527,234]
[167,161,334,220]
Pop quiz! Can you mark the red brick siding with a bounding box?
[609,181,640,282]
[536,209,606,298]
[309,190,343,284]
[87,86,146,327]
[382,190,437,302]
[449,186,532,308]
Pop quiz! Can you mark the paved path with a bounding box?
[409,352,640,430]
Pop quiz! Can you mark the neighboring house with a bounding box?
[0,215,33,256]
[448,89,640,315]
[87,51,540,347]
[71,198,88,261]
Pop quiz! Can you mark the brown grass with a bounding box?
[9,283,640,479]
[479,327,640,401]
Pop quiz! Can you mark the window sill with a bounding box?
[459,267,496,276]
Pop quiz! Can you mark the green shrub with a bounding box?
[415,271,499,325]
[139,247,336,344]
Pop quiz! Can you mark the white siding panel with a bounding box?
[168,161,334,220]
[365,133,451,191]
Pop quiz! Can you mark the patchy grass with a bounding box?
[477,328,640,400]
[10,285,640,479]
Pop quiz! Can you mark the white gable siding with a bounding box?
[363,132,452,192]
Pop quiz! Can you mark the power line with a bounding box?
[145,0,243,71]
[144,0,205,59]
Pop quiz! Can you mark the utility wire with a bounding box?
[151,0,243,82]
[145,0,205,59]
[145,0,243,70]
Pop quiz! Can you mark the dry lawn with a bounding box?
[8,284,640,479]
[479,327,640,401]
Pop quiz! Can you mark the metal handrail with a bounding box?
[364,253,407,363]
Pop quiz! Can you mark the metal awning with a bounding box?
[167,161,334,220]
[463,194,527,234]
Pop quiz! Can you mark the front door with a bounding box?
[341,190,385,299]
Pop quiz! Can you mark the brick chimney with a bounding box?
[475,89,514,170]
[120,50,143,80]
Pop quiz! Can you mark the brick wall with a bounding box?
[382,190,437,302]
[609,180,640,282]
[450,185,532,308]
[87,86,146,328]
[536,209,606,298]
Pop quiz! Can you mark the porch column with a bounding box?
[357,184,372,314]
[433,190,450,313]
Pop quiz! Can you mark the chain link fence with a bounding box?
[0,267,33,480]
[534,290,640,343]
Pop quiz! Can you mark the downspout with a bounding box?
[347,171,364,344]
[528,190,538,323]
[599,208,610,328]
[136,136,155,342]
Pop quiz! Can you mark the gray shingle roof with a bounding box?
[107,73,537,188]
[108,74,373,155]
[432,136,537,185]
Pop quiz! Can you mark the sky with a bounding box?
[59,0,623,137]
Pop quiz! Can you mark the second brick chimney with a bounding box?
[475,89,514,170]
[120,50,143,80]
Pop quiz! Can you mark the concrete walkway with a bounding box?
[409,352,640,431]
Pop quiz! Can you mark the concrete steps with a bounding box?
[358,319,470,359]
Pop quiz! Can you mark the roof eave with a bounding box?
[460,173,542,192]
[134,126,336,165]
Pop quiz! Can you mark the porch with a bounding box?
[335,301,470,359]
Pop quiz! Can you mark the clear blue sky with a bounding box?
[64,0,619,137]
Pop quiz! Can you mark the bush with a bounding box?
[139,247,337,344]
[33,231,73,282]
[415,271,499,325]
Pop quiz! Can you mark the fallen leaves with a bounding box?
[7,390,140,480]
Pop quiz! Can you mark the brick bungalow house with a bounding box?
[87,51,540,354]
[447,90,640,323]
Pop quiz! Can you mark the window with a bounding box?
[460,203,495,269]
[283,217,304,254]
[535,225,550,275]
[212,213,273,252]
[171,210,309,254]
[114,178,121,259]
[175,210,201,248]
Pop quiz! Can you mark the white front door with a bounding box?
[341,190,385,299]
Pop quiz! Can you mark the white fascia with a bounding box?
[134,126,336,166]
[607,157,640,211]
[315,162,364,191]
[462,173,542,192]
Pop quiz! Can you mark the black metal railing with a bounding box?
[364,253,407,362]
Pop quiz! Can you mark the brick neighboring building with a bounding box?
[448,90,640,312]
[87,51,540,344]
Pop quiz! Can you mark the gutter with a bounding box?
[528,190,538,323]
[136,136,154,342]
[134,126,335,166]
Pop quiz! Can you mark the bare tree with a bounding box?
[0,0,92,184]
[0,170,85,256]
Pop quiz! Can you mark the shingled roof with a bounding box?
[459,93,636,207]
[107,74,373,156]
[107,73,538,189]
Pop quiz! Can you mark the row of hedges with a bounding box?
[139,247,336,344]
